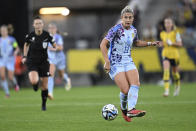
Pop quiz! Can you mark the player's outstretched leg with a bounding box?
[29,71,39,92]
[163,60,170,97]
[41,77,48,111]
[60,71,71,91]
[2,79,10,98]
[114,72,131,122]
[48,76,54,100]
[125,70,146,118]
[163,69,170,97]
[13,76,20,92]
[8,70,20,92]
[0,67,10,97]
[127,85,146,118]
[120,92,131,122]
[172,66,181,96]
[41,89,48,111]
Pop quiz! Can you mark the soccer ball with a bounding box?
[102,104,118,121]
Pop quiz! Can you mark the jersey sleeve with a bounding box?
[11,37,18,48]
[104,26,116,42]
[133,30,139,43]
[25,34,31,45]
[133,29,139,45]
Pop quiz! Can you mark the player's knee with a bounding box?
[42,81,48,89]
[0,75,6,80]
[50,72,55,77]
[8,75,13,81]
[121,87,129,94]
[133,81,140,87]
[30,79,38,85]
[41,83,48,90]
[136,81,140,87]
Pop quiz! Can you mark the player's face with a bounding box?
[48,25,57,35]
[33,19,44,31]
[164,19,173,31]
[0,27,8,37]
[121,13,134,29]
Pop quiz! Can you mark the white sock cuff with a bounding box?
[130,85,139,89]
[120,92,127,96]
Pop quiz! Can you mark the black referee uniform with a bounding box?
[25,30,55,111]
[25,30,55,76]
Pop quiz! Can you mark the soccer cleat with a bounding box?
[42,104,46,111]
[48,93,54,100]
[14,85,20,92]
[121,109,131,122]
[173,86,180,96]
[127,108,146,118]
[163,89,169,97]
[65,78,72,91]
[5,94,10,98]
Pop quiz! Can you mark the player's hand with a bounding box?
[22,57,27,64]
[167,39,173,46]
[104,61,110,73]
[152,41,162,47]
[48,47,56,51]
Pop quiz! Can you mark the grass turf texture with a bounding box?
[0,83,196,131]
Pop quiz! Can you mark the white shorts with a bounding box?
[0,57,15,71]
[109,62,137,80]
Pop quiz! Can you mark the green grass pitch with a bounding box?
[0,83,196,131]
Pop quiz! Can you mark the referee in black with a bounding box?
[22,16,56,111]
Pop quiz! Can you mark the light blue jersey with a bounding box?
[0,36,17,71]
[48,34,66,70]
[105,24,138,80]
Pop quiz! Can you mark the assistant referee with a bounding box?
[22,16,56,111]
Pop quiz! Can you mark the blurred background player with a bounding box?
[100,6,160,122]
[160,17,183,97]
[47,23,71,100]
[22,16,56,111]
[8,23,26,88]
[0,25,20,97]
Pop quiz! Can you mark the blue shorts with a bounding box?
[109,62,137,80]
[0,57,15,71]
[55,56,66,70]
[49,55,66,70]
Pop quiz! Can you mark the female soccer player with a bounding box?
[0,25,20,98]
[22,16,56,111]
[47,23,71,100]
[160,18,182,97]
[100,6,160,122]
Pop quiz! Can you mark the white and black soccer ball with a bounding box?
[102,104,118,121]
